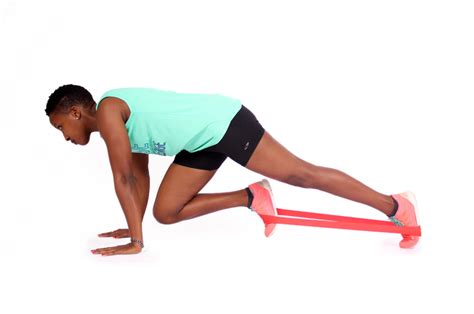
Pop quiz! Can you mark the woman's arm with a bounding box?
[94,99,144,254]
[98,154,149,240]
[131,153,150,222]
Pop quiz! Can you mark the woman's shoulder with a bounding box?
[96,97,131,126]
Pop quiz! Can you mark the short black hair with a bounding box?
[45,84,95,116]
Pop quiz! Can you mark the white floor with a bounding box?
[3,160,472,313]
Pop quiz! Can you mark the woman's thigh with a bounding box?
[152,162,218,223]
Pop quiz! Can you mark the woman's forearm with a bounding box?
[113,175,143,242]
[135,171,150,222]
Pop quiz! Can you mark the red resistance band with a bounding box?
[258,208,422,237]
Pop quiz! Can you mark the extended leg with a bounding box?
[245,131,396,216]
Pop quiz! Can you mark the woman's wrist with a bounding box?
[130,237,144,249]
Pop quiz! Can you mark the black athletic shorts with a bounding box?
[172,104,265,171]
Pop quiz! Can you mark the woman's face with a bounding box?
[49,106,91,145]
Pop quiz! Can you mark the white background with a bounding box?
[1,0,473,313]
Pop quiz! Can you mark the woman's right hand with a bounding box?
[98,228,130,238]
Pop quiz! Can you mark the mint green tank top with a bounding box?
[96,87,242,156]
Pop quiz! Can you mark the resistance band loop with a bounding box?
[258,208,421,237]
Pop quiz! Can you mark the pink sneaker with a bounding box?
[389,191,421,249]
[248,179,277,237]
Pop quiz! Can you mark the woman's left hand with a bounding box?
[91,242,142,256]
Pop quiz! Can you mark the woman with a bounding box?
[45,84,419,256]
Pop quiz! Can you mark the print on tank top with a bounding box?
[132,141,167,155]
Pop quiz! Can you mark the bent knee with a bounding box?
[153,210,178,224]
